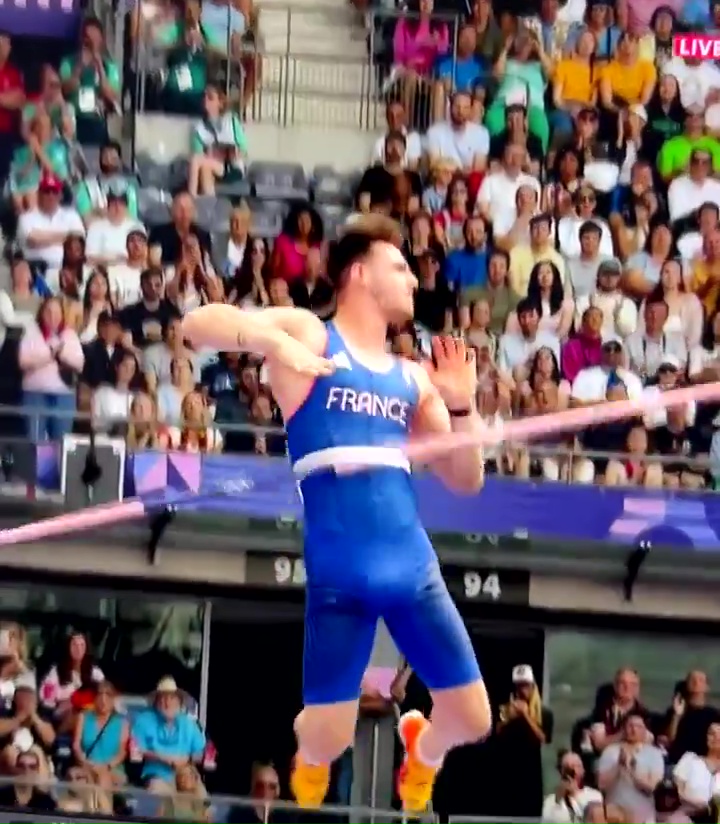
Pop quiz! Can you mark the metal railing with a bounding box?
[126,4,463,129]
[0,774,539,823]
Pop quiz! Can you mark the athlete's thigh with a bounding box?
[303,583,378,706]
[383,560,481,691]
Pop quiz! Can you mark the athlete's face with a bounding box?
[359,241,417,324]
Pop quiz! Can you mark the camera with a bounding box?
[560,767,576,781]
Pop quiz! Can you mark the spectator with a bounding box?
[557,188,614,260]
[583,800,629,823]
[39,631,103,724]
[668,148,720,223]
[45,233,89,299]
[551,29,597,136]
[567,222,607,300]
[626,295,688,381]
[485,28,553,151]
[3,258,41,328]
[0,625,34,711]
[145,317,200,393]
[434,174,472,250]
[498,297,561,379]
[149,191,212,265]
[160,762,210,821]
[390,0,449,125]
[227,761,281,823]
[79,268,116,344]
[9,108,70,215]
[85,182,141,267]
[0,748,56,811]
[597,711,664,822]
[57,768,113,815]
[118,268,181,349]
[59,17,120,145]
[157,356,197,423]
[562,306,604,383]
[493,184,543,255]
[188,83,247,196]
[667,671,720,762]
[22,65,73,145]
[80,310,129,392]
[223,203,252,275]
[167,389,223,451]
[598,32,657,120]
[644,72,685,163]
[127,392,163,450]
[495,664,554,817]
[622,218,676,297]
[19,296,84,440]
[467,249,518,334]
[658,104,720,182]
[571,339,644,406]
[426,90,490,178]
[507,261,574,339]
[72,680,128,788]
[432,32,488,124]
[0,675,55,774]
[132,676,206,793]
[16,172,84,271]
[370,101,422,170]
[270,203,323,282]
[0,33,25,184]
[227,237,270,308]
[673,721,720,818]
[638,259,703,348]
[108,226,150,309]
[288,247,334,316]
[166,232,224,313]
[91,350,141,431]
[74,140,140,224]
[689,311,720,384]
[575,259,638,341]
[508,213,566,298]
[541,750,603,823]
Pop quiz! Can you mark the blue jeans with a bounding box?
[23,391,75,441]
[549,108,575,137]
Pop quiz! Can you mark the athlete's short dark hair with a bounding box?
[326,215,403,289]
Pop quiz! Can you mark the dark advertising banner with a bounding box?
[0,0,81,37]
[32,446,720,548]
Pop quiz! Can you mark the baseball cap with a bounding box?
[39,172,63,193]
[127,223,148,240]
[512,664,535,684]
[598,258,622,275]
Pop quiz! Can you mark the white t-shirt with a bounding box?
[17,207,85,269]
[107,262,144,308]
[476,171,541,230]
[668,175,720,223]
[425,121,490,169]
[92,385,135,426]
[85,217,140,263]
[574,292,638,340]
[571,365,644,403]
[642,384,696,429]
[557,216,614,259]
[674,752,720,807]
[541,787,603,823]
[663,58,720,108]
[371,128,422,167]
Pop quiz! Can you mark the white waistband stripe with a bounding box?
[293,445,411,480]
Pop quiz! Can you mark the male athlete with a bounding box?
[182,215,492,813]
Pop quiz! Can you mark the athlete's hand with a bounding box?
[427,336,476,411]
[272,335,336,378]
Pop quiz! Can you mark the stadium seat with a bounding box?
[250,210,283,238]
[135,154,171,192]
[248,161,308,201]
[216,179,252,200]
[313,167,355,206]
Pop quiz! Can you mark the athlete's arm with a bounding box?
[408,338,485,494]
[182,303,331,376]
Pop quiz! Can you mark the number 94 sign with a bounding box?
[463,571,501,601]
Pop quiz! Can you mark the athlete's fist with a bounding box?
[427,336,476,411]
[273,337,336,378]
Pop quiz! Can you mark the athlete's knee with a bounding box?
[432,681,492,745]
[295,705,357,763]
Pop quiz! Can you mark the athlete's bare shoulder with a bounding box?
[258,306,328,356]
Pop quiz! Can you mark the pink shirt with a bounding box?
[19,324,85,393]
[627,0,682,32]
[274,233,315,282]
[561,333,603,383]
[392,17,450,75]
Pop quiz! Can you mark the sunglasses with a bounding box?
[603,344,622,353]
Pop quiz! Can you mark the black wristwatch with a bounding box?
[448,408,473,418]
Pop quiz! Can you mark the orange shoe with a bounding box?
[397,710,439,814]
[290,753,330,809]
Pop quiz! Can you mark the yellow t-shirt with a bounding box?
[554,58,594,104]
[691,260,720,316]
[600,58,656,104]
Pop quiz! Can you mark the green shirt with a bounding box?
[58,54,120,120]
[22,101,76,138]
[74,176,139,220]
[658,134,720,179]
[157,22,223,95]
[9,139,70,195]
